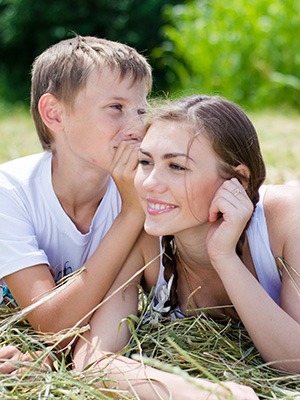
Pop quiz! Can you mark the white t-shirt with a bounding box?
[0,152,121,284]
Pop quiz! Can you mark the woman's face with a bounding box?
[134,120,225,236]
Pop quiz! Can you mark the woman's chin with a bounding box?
[144,221,170,237]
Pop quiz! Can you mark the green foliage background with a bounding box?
[0,0,181,102]
[0,0,299,109]
[160,0,300,109]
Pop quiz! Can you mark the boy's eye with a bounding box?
[111,104,122,111]
[137,108,147,116]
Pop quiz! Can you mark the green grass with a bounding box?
[1,299,300,399]
[1,107,299,183]
[0,108,42,163]
[249,110,300,184]
[131,312,300,399]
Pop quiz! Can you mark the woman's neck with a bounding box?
[173,226,212,272]
[172,228,238,318]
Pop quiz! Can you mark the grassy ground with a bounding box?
[1,298,300,399]
[0,107,299,183]
[0,108,41,163]
[249,109,300,184]
[0,108,300,398]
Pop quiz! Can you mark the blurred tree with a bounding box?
[158,0,300,109]
[0,0,181,103]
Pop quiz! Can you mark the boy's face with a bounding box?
[57,66,148,172]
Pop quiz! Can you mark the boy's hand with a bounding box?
[110,140,144,217]
[0,345,33,374]
[0,345,53,374]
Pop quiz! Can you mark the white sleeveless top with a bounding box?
[246,185,282,304]
[149,185,282,322]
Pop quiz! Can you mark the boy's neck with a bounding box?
[51,155,111,233]
[54,179,109,234]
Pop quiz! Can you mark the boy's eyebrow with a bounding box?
[108,96,129,103]
[109,96,147,107]
[139,149,195,162]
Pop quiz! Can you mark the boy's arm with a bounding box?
[0,231,158,375]
[5,142,145,337]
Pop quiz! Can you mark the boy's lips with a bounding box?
[146,198,178,215]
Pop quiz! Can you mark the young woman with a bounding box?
[75,94,300,399]
[134,95,300,373]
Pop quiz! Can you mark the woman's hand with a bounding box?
[191,378,259,400]
[220,381,258,400]
[207,178,253,265]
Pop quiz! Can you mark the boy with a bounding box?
[0,35,152,341]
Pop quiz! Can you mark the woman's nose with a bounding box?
[142,170,167,193]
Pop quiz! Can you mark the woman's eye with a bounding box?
[138,159,152,167]
[170,163,186,171]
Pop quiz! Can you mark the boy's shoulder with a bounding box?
[0,152,50,186]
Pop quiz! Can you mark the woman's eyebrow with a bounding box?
[139,148,195,162]
[139,148,151,155]
[162,152,194,162]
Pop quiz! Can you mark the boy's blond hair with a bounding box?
[30,35,152,150]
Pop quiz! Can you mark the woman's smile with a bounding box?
[147,198,178,215]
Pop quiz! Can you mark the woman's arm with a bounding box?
[208,182,300,372]
[73,234,258,400]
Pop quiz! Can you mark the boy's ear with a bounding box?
[38,93,63,132]
[234,164,250,189]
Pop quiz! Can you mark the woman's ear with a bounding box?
[38,93,63,132]
[234,164,250,189]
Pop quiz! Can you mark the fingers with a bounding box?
[206,179,254,263]
[0,345,26,374]
[208,178,253,223]
[0,346,50,375]
[222,382,258,399]
[220,178,247,202]
[110,141,144,213]
[231,186,243,198]
[110,140,140,175]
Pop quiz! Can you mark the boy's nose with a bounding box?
[122,130,142,140]
[123,112,145,140]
